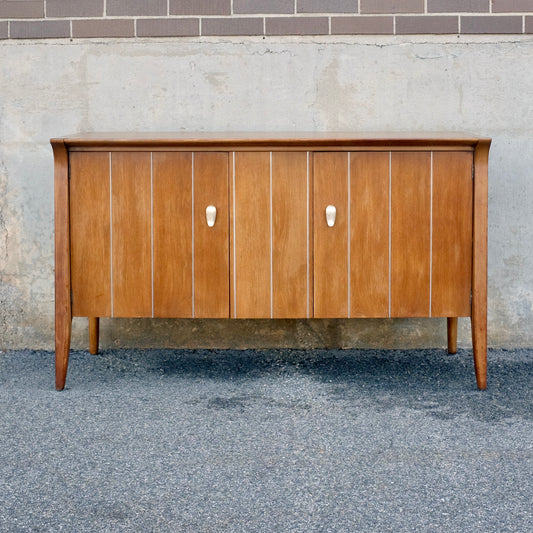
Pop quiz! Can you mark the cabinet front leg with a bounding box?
[447,317,458,354]
[471,313,487,390]
[89,317,100,355]
[55,313,72,391]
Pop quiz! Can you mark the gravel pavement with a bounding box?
[0,348,532,532]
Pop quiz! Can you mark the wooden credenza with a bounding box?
[52,133,490,390]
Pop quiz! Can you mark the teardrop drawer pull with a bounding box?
[206,205,217,227]
[326,205,336,227]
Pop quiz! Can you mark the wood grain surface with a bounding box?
[313,152,349,318]
[350,152,390,317]
[232,152,271,318]
[431,151,473,317]
[111,152,152,317]
[194,153,229,318]
[152,152,193,317]
[272,152,309,318]
[391,152,431,317]
[70,152,111,317]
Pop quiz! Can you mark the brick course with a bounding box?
[46,0,103,18]
[428,0,489,13]
[0,0,532,38]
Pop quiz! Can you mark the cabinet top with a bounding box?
[51,132,491,150]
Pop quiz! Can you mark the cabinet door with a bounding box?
[153,152,229,318]
[70,152,112,318]
[70,150,229,319]
[314,151,473,319]
[231,152,310,318]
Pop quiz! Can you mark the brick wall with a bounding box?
[0,0,532,39]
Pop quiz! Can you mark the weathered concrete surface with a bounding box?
[0,36,532,349]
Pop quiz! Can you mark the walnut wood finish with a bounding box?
[313,152,349,318]
[447,317,458,355]
[53,133,490,390]
[194,153,229,318]
[350,152,390,318]
[232,152,271,318]
[432,152,473,317]
[272,152,309,318]
[472,140,490,390]
[70,152,111,317]
[89,317,99,355]
[111,152,152,317]
[152,152,193,317]
[52,140,71,391]
[391,152,432,317]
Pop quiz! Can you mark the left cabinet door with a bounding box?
[70,151,229,319]
[70,152,112,317]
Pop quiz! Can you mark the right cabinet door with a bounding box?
[313,151,473,318]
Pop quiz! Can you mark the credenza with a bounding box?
[52,133,490,390]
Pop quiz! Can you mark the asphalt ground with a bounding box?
[0,348,532,532]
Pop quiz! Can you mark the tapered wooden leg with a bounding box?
[55,313,72,391]
[447,317,458,354]
[471,314,487,390]
[53,140,72,391]
[89,317,100,355]
[471,140,489,390]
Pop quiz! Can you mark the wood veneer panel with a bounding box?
[194,153,229,318]
[112,152,152,317]
[272,152,309,318]
[152,152,193,317]
[70,152,111,317]
[432,152,473,317]
[233,152,271,318]
[313,152,349,318]
[350,152,390,317]
[391,152,431,317]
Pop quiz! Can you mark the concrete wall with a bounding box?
[1,35,532,350]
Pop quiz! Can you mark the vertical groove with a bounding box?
[233,152,237,318]
[109,152,114,318]
[388,151,392,318]
[429,152,433,318]
[191,152,195,318]
[347,152,351,318]
[270,152,273,319]
[150,152,154,318]
[306,151,310,319]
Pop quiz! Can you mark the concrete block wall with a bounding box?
[1,1,533,352]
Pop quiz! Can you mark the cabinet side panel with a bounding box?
[152,152,193,318]
[313,152,349,318]
[391,152,431,317]
[70,152,111,317]
[272,152,309,318]
[112,152,152,317]
[194,153,229,318]
[233,152,271,318]
[350,152,389,318]
[432,152,473,317]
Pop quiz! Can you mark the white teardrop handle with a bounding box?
[206,205,217,227]
[325,205,336,227]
